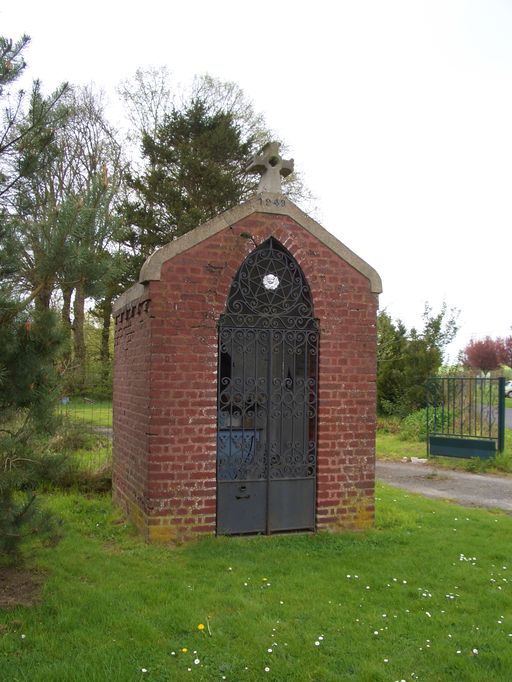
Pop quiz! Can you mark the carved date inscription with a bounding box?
[259,197,286,208]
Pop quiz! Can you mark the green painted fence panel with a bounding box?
[429,435,496,459]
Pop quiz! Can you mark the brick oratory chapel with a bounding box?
[112,143,382,543]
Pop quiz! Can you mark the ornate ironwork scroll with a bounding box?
[217,238,319,535]
[221,236,318,330]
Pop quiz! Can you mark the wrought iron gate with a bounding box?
[216,237,319,535]
[426,377,505,458]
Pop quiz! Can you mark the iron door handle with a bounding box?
[236,494,251,500]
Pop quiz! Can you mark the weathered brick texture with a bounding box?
[113,209,378,542]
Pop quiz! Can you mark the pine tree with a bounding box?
[119,97,257,272]
[7,84,124,384]
[0,36,68,562]
[0,306,66,560]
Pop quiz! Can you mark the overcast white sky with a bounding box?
[3,0,511,361]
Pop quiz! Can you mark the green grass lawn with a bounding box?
[1,486,512,681]
[51,398,113,478]
[70,444,111,468]
[377,418,512,474]
[57,398,112,428]
[376,430,512,474]
[377,431,428,461]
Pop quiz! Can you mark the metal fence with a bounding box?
[55,386,112,475]
[426,377,505,458]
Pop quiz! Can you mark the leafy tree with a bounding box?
[58,87,125,385]
[462,337,501,373]
[377,303,459,415]
[117,71,315,275]
[502,336,512,368]
[118,96,258,275]
[118,69,266,166]
[0,40,70,315]
[6,83,124,385]
[0,38,68,207]
[190,74,315,209]
[461,335,512,372]
[118,65,173,143]
[0,35,68,562]
[376,311,408,414]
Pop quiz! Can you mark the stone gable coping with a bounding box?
[113,282,149,315]
[113,192,382,314]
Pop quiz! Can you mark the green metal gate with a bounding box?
[426,377,506,459]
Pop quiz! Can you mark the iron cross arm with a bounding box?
[246,142,294,194]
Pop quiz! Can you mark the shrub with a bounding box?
[377,304,459,415]
[56,461,112,493]
[49,421,98,452]
[376,415,402,434]
[399,408,459,442]
[399,409,429,441]
[0,442,69,562]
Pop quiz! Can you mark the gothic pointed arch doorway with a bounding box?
[216,237,319,535]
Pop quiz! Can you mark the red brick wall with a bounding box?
[113,297,152,531]
[113,211,378,541]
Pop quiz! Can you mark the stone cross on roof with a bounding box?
[246,142,294,194]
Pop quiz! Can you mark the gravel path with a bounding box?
[376,460,512,512]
